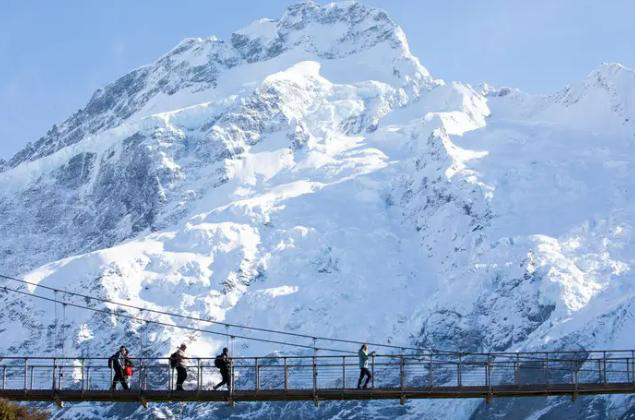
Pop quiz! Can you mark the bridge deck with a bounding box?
[2,383,635,403]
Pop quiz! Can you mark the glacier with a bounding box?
[1,1,635,418]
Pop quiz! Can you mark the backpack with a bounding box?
[214,354,224,369]
[169,351,179,369]
[108,354,116,368]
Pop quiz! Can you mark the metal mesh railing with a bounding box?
[2,351,635,394]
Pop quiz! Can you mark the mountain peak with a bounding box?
[4,1,431,172]
[231,1,417,63]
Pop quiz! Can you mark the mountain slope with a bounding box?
[1,2,635,419]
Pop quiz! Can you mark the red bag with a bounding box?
[124,366,133,377]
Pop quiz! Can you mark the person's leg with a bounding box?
[363,368,372,388]
[176,367,186,390]
[214,369,229,389]
[121,376,130,390]
[357,369,365,388]
[112,370,125,390]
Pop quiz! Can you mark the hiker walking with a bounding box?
[170,344,188,391]
[213,347,232,391]
[109,346,130,391]
[357,344,375,389]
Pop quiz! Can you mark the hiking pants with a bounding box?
[216,367,231,389]
[176,366,187,390]
[111,368,129,390]
[357,367,372,388]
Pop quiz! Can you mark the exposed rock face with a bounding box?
[1,1,635,419]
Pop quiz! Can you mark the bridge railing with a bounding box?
[1,351,635,393]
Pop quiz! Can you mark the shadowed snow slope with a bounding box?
[1,1,635,419]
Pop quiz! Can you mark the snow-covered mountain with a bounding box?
[2,1,635,418]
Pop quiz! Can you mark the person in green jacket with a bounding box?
[357,344,375,389]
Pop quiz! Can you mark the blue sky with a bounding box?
[1,0,634,160]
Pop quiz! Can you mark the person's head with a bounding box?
[120,345,126,353]
[222,347,229,355]
[179,343,187,351]
[361,344,368,352]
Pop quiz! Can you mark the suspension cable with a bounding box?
[0,285,356,355]
[0,273,441,354]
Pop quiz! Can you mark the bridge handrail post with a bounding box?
[197,358,202,392]
[168,363,172,392]
[2,366,5,390]
[485,354,491,391]
[603,351,607,385]
[428,356,433,389]
[29,365,34,391]
[24,358,28,392]
[255,357,260,392]
[231,358,235,392]
[80,358,84,393]
[573,357,578,390]
[371,354,375,389]
[544,352,549,387]
[51,358,56,391]
[515,353,520,387]
[399,354,405,390]
[632,350,635,385]
[341,356,346,390]
[284,357,288,391]
[142,363,146,391]
[312,355,317,395]
[86,366,91,391]
[457,353,462,387]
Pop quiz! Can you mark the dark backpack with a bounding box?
[108,354,116,368]
[214,354,224,369]
[169,352,179,369]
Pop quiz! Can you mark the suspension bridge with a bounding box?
[2,351,635,406]
[1,274,635,406]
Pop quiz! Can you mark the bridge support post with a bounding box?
[284,357,288,392]
[457,354,462,387]
[24,358,28,392]
[341,356,346,390]
[514,353,520,387]
[544,352,549,388]
[255,358,260,392]
[399,355,405,391]
[196,358,201,395]
[312,356,317,398]
[52,358,56,391]
[228,362,235,408]
[371,354,375,389]
[603,352,607,386]
[2,366,5,390]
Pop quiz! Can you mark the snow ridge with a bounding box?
[2,2,635,419]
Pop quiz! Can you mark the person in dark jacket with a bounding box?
[213,347,232,390]
[357,344,375,389]
[109,346,130,391]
